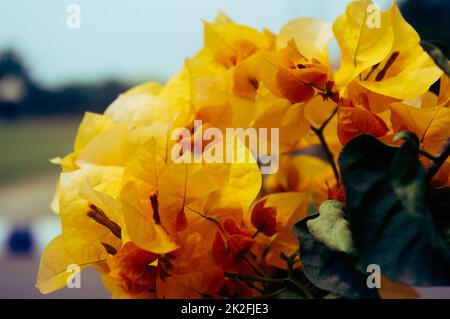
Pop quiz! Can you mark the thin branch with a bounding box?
[224,272,285,284]
[242,254,265,277]
[241,287,287,299]
[311,107,340,186]
[426,137,450,182]
[418,149,439,161]
[185,205,222,229]
[319,106,338,131]
[244,281,266,294]
[251,228,261,239]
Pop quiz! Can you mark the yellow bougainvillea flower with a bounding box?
[253,20,338,153]
[258,39,334,104]
[156,230,224,298]
[39,2,450,299]
[265,155,336,205]
[435,75,450,108]
[277,18,333,66]
[251,83,310,154]
[202,13,274,71]
[186,13,275,130]
[105,67,192,130]
[107,241,159,296]
[158,136,262,238]
[51,112,115,173]
[338,105,389,145]
[119,182,178,254]
[333,0,394,88]
[390,103,450,155]
[346,81,399,113]
[334,0,442,100]
[389,102,450,187]
[36,230,108,294]
[247,192,309,269]
[301,94,341,154]
[58,164,123,250]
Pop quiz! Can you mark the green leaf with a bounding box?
[306,200,356,255]
[338,134,450,286]
[293,215,379,299]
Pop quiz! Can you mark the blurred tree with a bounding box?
[0,51,37,119]
[0,50,132,119]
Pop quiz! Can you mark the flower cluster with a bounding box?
[37,0,449,299]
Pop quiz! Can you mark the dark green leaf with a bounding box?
[428,188,450,248]
[338,134,450,286]
[293,214,379,299]
[277,290,305,299]
[306,200,356,255]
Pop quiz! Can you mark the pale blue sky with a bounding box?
[0,0,392,87]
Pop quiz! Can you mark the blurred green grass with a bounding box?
[0,117,80,184]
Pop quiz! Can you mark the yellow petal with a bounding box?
[75,122,169,168]
[57,113,114,172]
[120,182,178,254]
[124,81,163,96]
[203,17,273,63]
[359,51,442,100]
[356,4,442,99]
[158,161,226,236]
[265,155,335,205]
[105,68,192,129]
[187,58,255,129]
[390,103,450,153]
[201,134,262,213]
[333,0,394,88]
[252,83,310,153]
[36,230,106,294]
[250,192,309,269]
[304,94,337,128]
[74,112,114,153]
[277,18,333,65]
[438,75,450,107]
[122,139,167,202]
[59,164,123,248]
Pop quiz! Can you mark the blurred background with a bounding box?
[0,0,448,298]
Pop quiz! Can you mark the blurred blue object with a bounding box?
[7,226,33,254]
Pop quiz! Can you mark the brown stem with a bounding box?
[426,137,450,182]
[419,149,439,162]
[244,281,266,294]
[242,254,265,277]
[311,107,340,186]
[241,287,287,299]
[185,206,222,230]
[224,272,285,284]
[251,228,261,239]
